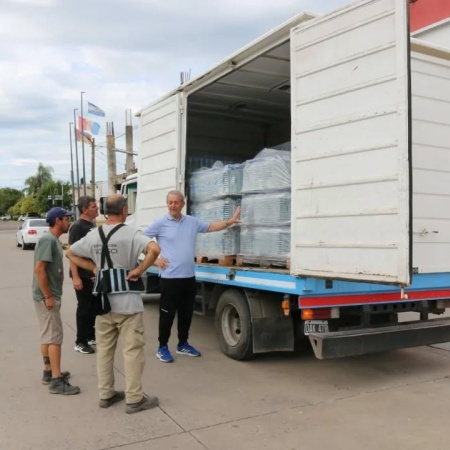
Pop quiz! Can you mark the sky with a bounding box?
[0,0,348,191]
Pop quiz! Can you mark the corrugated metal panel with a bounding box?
[136,94,182,229]
[290,0,410,284]
[411,50,450,273]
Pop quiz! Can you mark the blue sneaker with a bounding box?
[176,342,201,357]
[156,345,173,363]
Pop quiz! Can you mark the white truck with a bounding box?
[130,0,450,360]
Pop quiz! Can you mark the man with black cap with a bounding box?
[33,207,80,395]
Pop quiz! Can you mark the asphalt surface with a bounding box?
[1,220,450,450]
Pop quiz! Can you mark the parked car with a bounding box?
[18,213,40,221]
[0,214,11,221]
[16,219,49,250]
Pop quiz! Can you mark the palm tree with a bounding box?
[24,163,54,195]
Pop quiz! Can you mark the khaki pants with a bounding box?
[95,312,145,403]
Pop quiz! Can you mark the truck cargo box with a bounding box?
[137,0,450,287]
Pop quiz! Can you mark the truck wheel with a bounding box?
[215,289,254,361]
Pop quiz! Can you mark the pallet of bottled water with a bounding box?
[190,198,240,223]
[239,226,290,259]
[195,228,240,258]
[241,191,290,226]
[189,162,243,202]
[242,148,291,194]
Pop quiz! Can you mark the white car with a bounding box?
[18,213,40,221]
[16,218,49,250]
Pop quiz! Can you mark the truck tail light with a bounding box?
[301,308,340,320]
[281,298,290,316]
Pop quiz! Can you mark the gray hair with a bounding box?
[105,194,127,215]
[77,196,96,214]
[166,190,185,202]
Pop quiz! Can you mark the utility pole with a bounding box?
[73,108,81,200]
[80,91,87,196]
[91,138,96,197]
[125,109,134,175]
[68,122,76,216]
[107,122,116,194]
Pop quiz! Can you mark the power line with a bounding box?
[92,124,139,149]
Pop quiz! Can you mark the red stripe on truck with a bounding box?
[299,289,450,308]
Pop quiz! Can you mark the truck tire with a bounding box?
[215,289,254,361]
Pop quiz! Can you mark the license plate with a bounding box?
[304,320,329,335]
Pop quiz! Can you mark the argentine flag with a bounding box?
[87,101,105,117]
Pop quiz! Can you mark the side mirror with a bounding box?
[99,197,106,215]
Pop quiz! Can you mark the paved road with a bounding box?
[1,221,450,450]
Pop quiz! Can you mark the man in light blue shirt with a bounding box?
[144,190,240,363]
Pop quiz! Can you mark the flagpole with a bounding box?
[81,91,87,196]
[68,122,76,216]
[73,108,81,200]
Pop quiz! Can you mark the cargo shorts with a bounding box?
[34,300,63,345]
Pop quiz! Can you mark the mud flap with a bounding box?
[246,290,295,354]
[252,317,295,354]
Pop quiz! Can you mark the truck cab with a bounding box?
[120,173,138,226]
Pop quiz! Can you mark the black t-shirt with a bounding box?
[68,218,95,279]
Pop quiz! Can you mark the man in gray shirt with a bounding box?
[67,194,160,414]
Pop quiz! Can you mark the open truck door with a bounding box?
[137,93,184,230]
[290,0,411,285]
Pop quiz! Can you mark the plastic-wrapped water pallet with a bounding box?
[195,228,240,258]
[241,191,290,226]
[189,162,243,202]
[240,226,290,259]
[187,155,238,174]
[190,198,240,223]
[241,148,291,194]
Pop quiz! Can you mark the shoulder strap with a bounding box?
[98,223,126,268]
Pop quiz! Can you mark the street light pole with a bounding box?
[73,108,81,200]
[81,91,87,196]
[69,122,76,216]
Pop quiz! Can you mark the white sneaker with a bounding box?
[74,343,95,354]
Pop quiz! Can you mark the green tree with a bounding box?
[36,180,71,212]
[9,202,21,218]
[0,188,23,214]
[10,196,39,216]
[24,163,54,195]
[20,196,39,214]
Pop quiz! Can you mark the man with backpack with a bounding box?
[66,194,160,414]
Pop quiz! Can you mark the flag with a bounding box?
[75,129,93,144]
[78,116,101,135]
[91,121,101,135]
[87,101,105,117]
[78,116,90,133]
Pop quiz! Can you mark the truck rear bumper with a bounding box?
[309,318,450,359]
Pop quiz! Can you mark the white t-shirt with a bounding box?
[70,224,151,314]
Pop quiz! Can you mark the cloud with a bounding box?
[0,0,347,190]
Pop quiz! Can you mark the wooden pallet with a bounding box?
[195,255,236,266]
[236,255,290,270]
